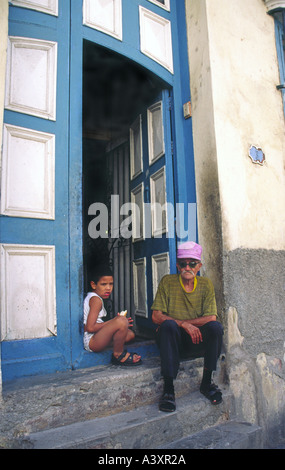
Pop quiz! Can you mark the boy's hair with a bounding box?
[90,265,113,284]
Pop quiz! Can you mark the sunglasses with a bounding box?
[178,260,200,268]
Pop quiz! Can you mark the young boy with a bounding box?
[83,265,142,366]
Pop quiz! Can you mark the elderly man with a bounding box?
[151,241,223,412]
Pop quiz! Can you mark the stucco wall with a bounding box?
[186,0,285,356]
[0,0,8,144]
[0,0,9,397]
[186,0,285,443]
[184,0,225,315]
[207,0,285,253]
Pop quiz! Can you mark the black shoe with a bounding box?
[159,391,176,412]
[200,383,222,405]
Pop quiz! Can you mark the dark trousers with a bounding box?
[156,319,223,379]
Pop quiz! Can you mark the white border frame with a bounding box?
[133,257,148,318]
[131,182,145,242]
[151,252,170,298]
[5,36,57,120]
[83,0,123,41]
[147,0,170,12]
[10,0,58,16]
[139,6,173,73]
[148,100,165,165]
[130,115,143,180]
[0,124,55,220]
[0,244,57,341]
[150,166,167,237]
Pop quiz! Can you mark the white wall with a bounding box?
[0,0,9,396]
[185,1,285,438]
[207,0,285,252]
[186,0,285,255]
[185,0,224,302]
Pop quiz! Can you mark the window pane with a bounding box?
[130,116,142,179]
[148,101,164,164]
[147,0,170,12]
[152,106,163,157]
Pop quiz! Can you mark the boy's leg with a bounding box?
[125,329,135,343]
[89,316,140,362]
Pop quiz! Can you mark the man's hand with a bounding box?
[181,321,203,344]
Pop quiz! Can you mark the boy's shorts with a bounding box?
[83,331,94,352]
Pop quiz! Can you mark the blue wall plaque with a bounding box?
[249,145,265,165]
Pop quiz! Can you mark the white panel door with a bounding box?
[10,0,58,16]
[1,244,56,341]
[1,124,55,219]
[139,6,173,73]
[83,0,122,40]
[5,36,57,120]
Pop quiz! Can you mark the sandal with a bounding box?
[159,392,176,412]
[200,383,223,405]
[111,350,142,367]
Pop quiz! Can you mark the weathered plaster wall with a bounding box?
[206,0,285,253]
[0,0,9,399]
[186,0,285,357]
[183,0,224,315]
[0,0,8,150]
[224,249,284,357]
[185,0,285,445]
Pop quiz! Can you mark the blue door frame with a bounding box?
[1,0,196,380]
[69,0,196,370]
[1,2,72,381]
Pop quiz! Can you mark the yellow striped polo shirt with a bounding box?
[151,274,217,321]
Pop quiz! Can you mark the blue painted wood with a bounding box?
[127,88,176,336]
[69,0,85,371]
[275,18,285,117]
[1,0,197,378]
[1,2,72,380]
[169,1,196,217]
[275,19,285,80]
[81,0,174,87]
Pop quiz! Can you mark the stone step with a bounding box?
[1,355,208,446]
[21,388,234,449]
[159,421,263,449]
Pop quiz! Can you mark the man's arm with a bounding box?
[152,309,182,327]
[152,310,216,327]
[152,310,216,344]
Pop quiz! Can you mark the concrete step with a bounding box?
[159,421,263,449]
[21,389,234,449]
[1,356,209,447]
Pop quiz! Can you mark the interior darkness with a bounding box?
[83,41,165,141]
[82,41,166,293]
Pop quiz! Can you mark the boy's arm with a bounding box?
[85,296,105,333]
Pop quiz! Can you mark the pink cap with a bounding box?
[177,241,202,260]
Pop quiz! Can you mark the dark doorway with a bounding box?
[82,41,166,321]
